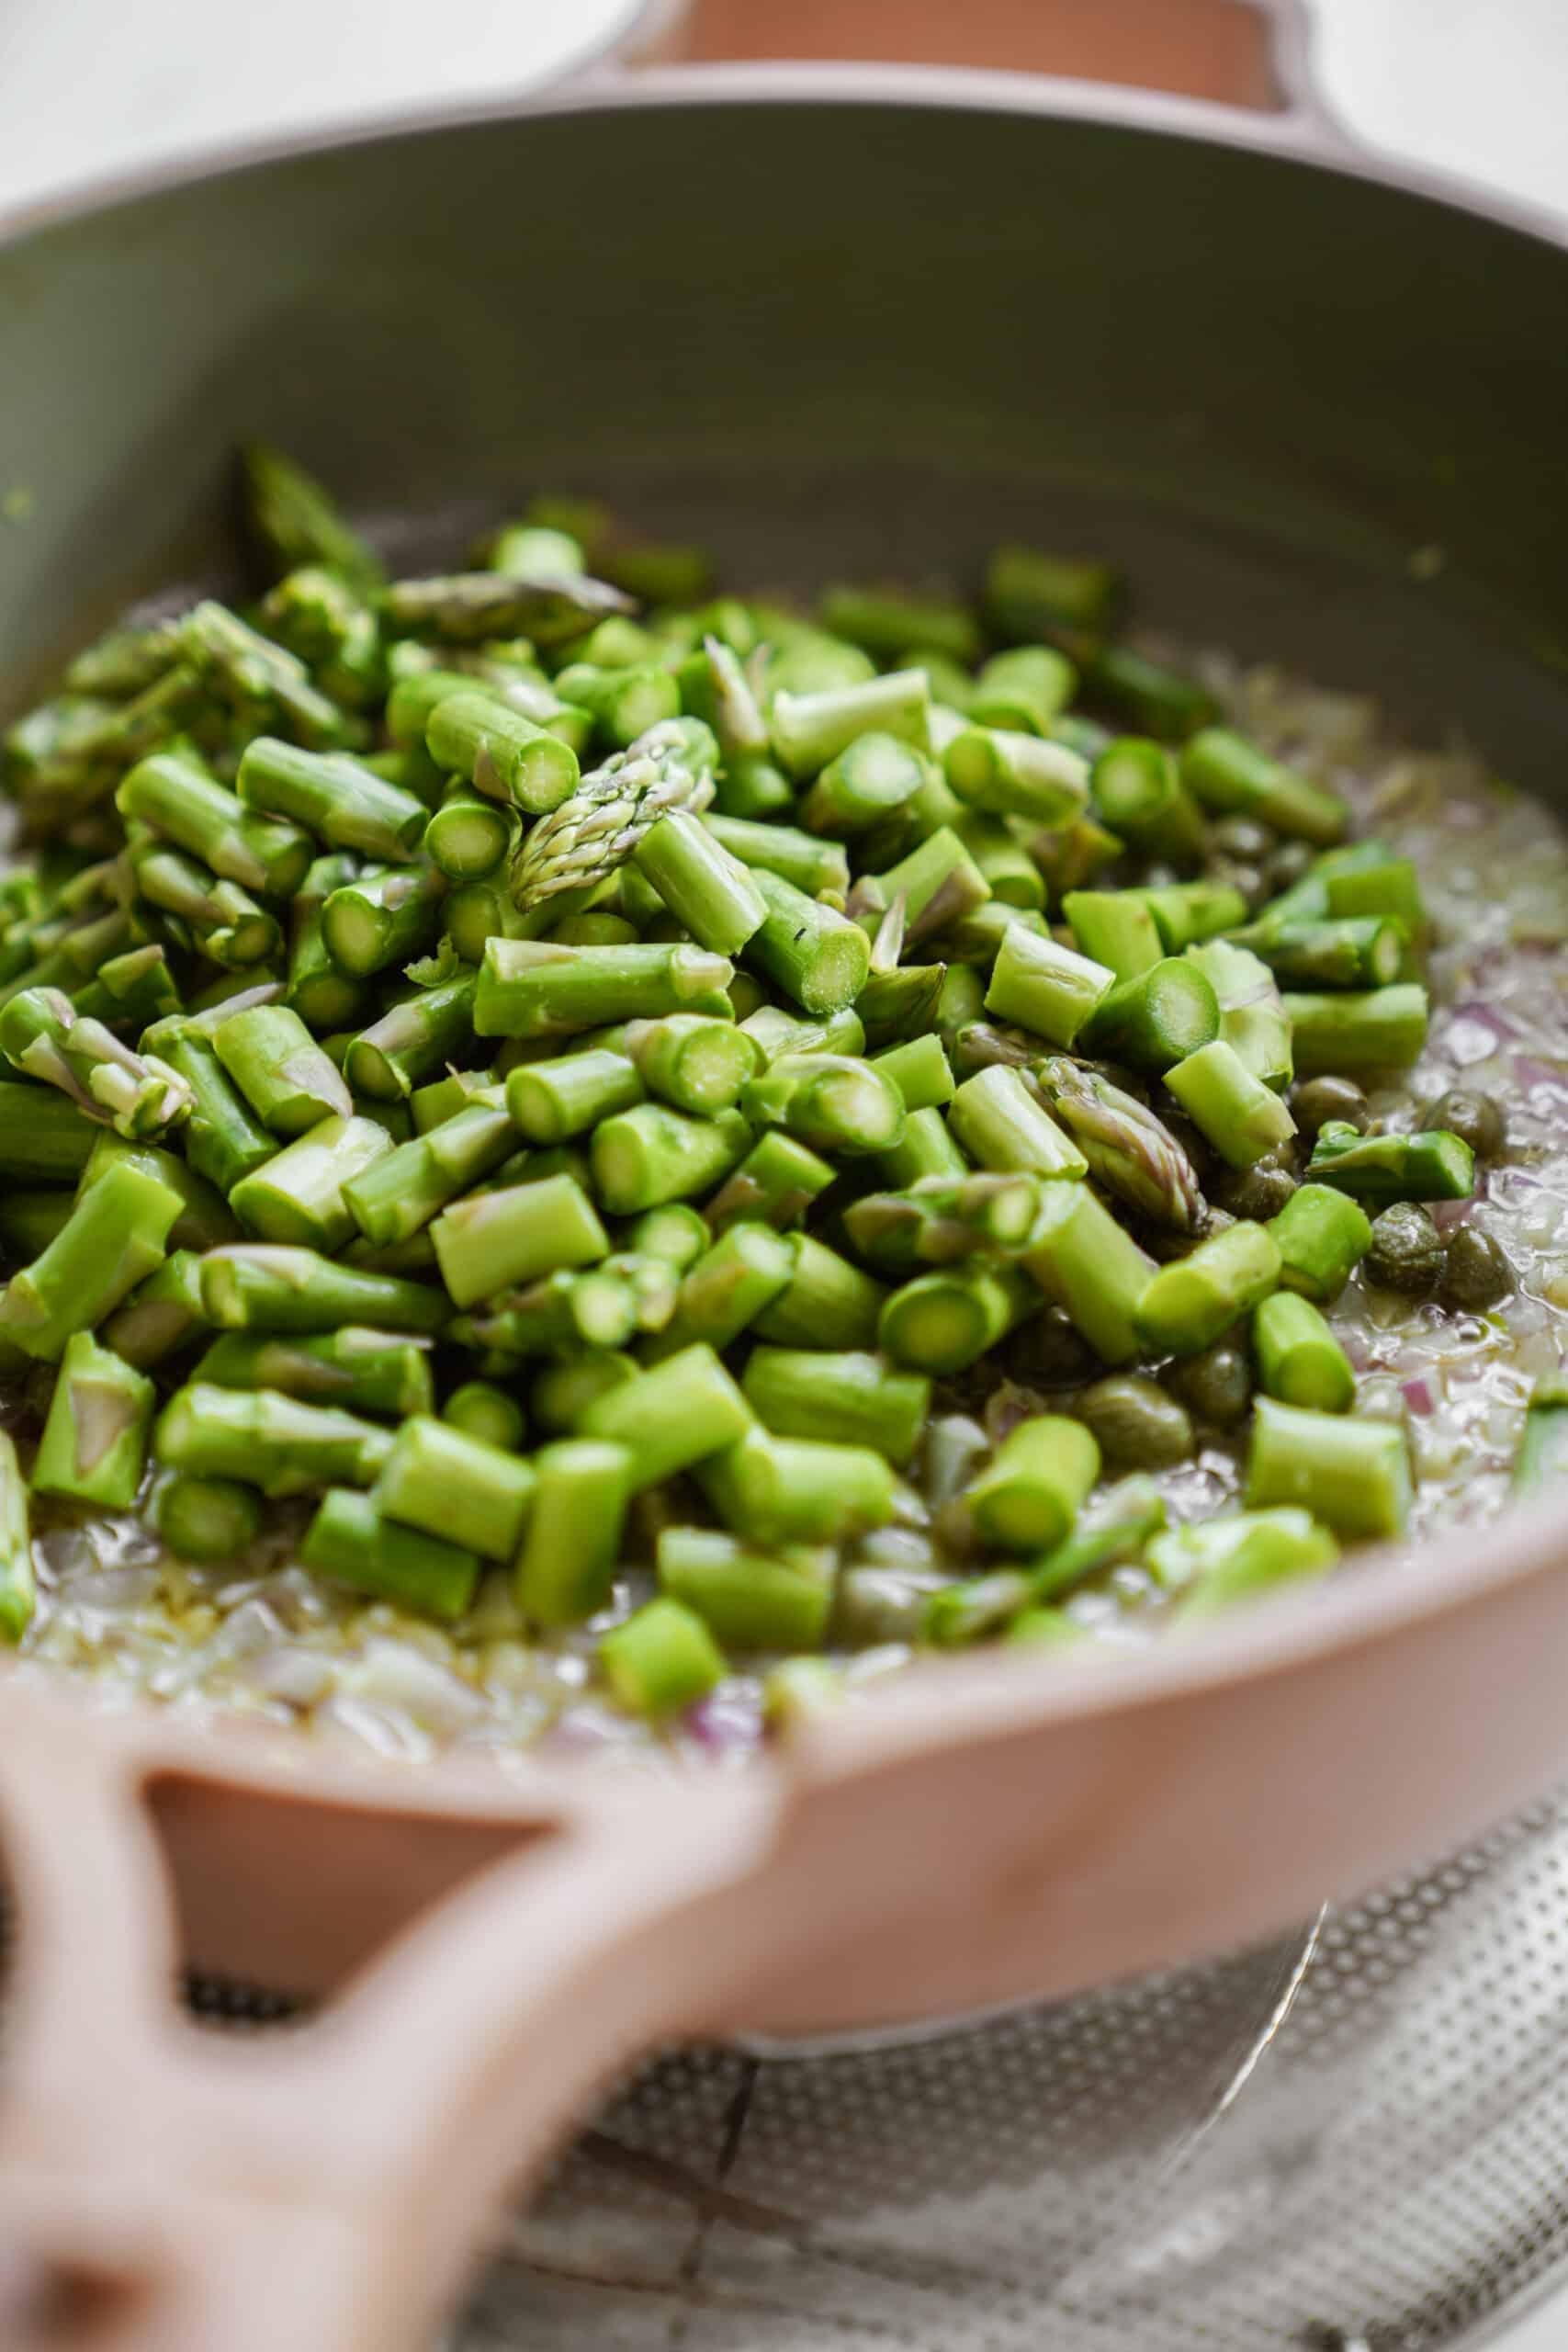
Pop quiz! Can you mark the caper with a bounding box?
[1167,1340,1254,1428]
[1291,1074,1371,1140]
[1209,815,1276,862]
[1262,839,1314,896]
[1075,1374,1194,1470]
[1432,1089,1506,1161]
[999,1308,1097,1390]
[1364,1202,1447,1295]
[1438,1225,1514,1311]
[1214,1153,1298,1221]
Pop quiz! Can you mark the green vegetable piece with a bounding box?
[1077,958,1219,1076]
[1266,1182,1372,1304]
[300,1487,479,1619]
[154,1382,394,1498]
[1135,1220,1282,1358]
[1245,1395,1411,1538]
[580,1341,751,1489]
[1148,1507,1338,1616]
[432,1172,609,1308]
[601,1596,725,1718]
[1165,1039,1298,1170]
[152,1474,263,1564]
[1181,726,1347,844]
[374,1415,536,1561]
[33,1330,155,1509]
[1252,1292,1356,1413]
[0,1159,180,1362]
[1305,1120,1474,1204]
[513,1438,631,1625]
[194,1327,433,1419]
[968,1415,1100,1552]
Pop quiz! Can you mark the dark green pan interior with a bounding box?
[1,91,1565,792]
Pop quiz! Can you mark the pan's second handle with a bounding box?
[0,1690,784,2352]
[648,0,1348,148]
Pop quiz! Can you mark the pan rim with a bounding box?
[0,58,1562,266]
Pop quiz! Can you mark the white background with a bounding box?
[0,1,1562,2342]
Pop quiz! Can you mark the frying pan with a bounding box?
[0,3,1565,2343]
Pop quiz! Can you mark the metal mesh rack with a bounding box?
[457,1785,1568,2351]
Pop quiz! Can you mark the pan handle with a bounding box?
[0,1686,786,2352]
[608,0,1355,154]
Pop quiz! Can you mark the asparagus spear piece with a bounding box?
[702,814,849,899]
[1136,1220,1281,1358]
[1181,725,1347,844]
[33,1329,154,1510]
[443,1382,526,1451]
[1084,645,1217,741]
[592,1102,751,1216]
[1063,889,1164,981]
[432,1172,609,1308]
[230,1113,392,1251]
[943,725,1089,825]
[425,688,580,814]
[623,1014,761,1116]
[847,827,990,949]
[152,1473,263,1564]
[742,1346,930,1464]
[1285,984,1430,1075]
[632,809,767,956]
[1252,1292,1355,1413]
[580,1341,751,1489]
[139,1027,276,1193]
[76,1130,238,1254]
[949,1066,1087,1181]
[1077,958,1219,1077]
[743,870,871,1017]
[1267,1182,1372,1304]
[645,1222,794,1359]
[872,1032,954,1114]
[476,938,732,1039]
[1021,1055,1204,1229]
[1235,916,1407,991]
[658,1527,835,1652]
[213,1002,351,1136]
[373,1415,536,1560]
[970,645,1077,734]
[508,722,716,915]
[0,988,193,1139]
[100,1251,208,1368]
[696,1423,895,1544]
[1089,736,1205,865]
[1148,1507,1338,1616]
[506,1050,645,1143]
[1184,938,1293,1091]
[513,1439,632,1625]
[1165,1039,1298,1170]
[984,543,1121,639]
[968,1414,1100,1553]
[0,1080,99,1182]
[770,669,931,780]
[742,1053,906,1157]
[601,1597,725,1717]
[0,1159,180,1361]
[129,837,281,967]
[0,1434,34,1640]
[198,1244,448,1335]
[238,442,385,592]
[878,1261,1038,1374]
[195,1326,433,1419]
[1305,1120,1473,1204]
[750,1234,888,1351]
[321,863,446,978]
[1021,1182,1158,1365]
[260,563,384,707]
[384,570,635,646]
[155,1382,395,1498]
[235,736,425,862]
[1245,1395,1411,1537]
[344,975,477,1101]
[984,928,1112,1048]
[800,732,932,838]
[300,1487,479,1619]
[705,1130,836,1232]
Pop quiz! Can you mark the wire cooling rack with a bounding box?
[454,1784,1568,2352]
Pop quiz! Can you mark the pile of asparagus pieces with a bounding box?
[0,447,1535,1726]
